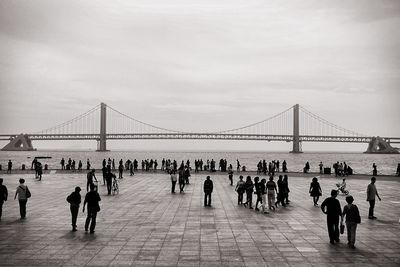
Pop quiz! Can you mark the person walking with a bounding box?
[235,175,245,205]
[105,170,116,195]
[0,178,8,220]
[178,169,185,193]
[342,195,361,249]
[254,177,262,211]
[170,170,177,194]
[82,184,101,234]
[283,175,290,205]
[203,176,213,207]
[260,178,269,214]
[309,177,322,206]
[14,178,30,219]
[243,176,254,209]
[86,169,98,192]
[266,176,277,211]
[367,177,381,219]
[321,190,342,244]
[276,175,285,207]
[66,186,81,231]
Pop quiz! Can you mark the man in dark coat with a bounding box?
[106,171,116,195]
[203,176,213,207]
[0,178,8,220]
[67,186,81,231]
[321,189,342,244]
[83,184,101,234]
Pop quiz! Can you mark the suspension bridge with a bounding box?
[1,103,399,153]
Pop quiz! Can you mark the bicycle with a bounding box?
[112,177,119,195]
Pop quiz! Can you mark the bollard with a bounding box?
[44,164,48,170]
[22,164,26,170]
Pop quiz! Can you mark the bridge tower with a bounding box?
[97,102,108,151]
[291,104,302,153]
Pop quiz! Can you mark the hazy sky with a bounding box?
[0,0,399,151]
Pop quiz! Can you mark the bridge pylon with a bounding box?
[97,102,108,152]
[291,104,302,153]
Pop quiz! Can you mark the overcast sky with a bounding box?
[0,0,399,151]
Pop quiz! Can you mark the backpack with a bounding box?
[25,186,31,198]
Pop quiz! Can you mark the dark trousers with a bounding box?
[229,175,233,185]
[70,205,79,228]
[368,200,375,217]
[179,182,185,192]
[204,192,212,206]
[238,192,244,204]
[246,191,253,207]
[85,207,97,232]
[327,215,340,242]
[19,199,27,218]
[171,181,177,193]
[0,200,3,219]
[106,180,112,195]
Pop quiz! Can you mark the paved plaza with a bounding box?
[0,171,399,266]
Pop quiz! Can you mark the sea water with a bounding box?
[0,150,399,175]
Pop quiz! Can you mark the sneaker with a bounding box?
[90,230,95,234]
[350,245,356,249]
[255,208,259,211]
[249,207,253,209]
[330,240,334,244]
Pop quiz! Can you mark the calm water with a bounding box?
[0,150,399,175]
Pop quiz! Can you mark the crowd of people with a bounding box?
[0,155,391,249]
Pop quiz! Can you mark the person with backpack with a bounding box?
[342,195,361,249]
[235,175,245,205]
[66,187,81,231]
[14,178,31,219]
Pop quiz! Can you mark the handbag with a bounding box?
[340,222,345,235]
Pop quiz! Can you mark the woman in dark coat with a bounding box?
[309,177,322,206]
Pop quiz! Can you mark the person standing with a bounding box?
[14,178,30,219]
[7,160,12,174]
[118,163,123,179]
[367,177,381,219]
[83,184,101,234]
[319,162,323,174]
[60,158,65,170]
[321,190,342,244]
[66,187,81,231]
[342,195,361,249]
[170,170,177,194]
[0,178,8,220]
[309,177,322,206]
[372,163,377,176]
[276,175,285,207]
[228,164,233,186]
[203,176,213,207]
[235,176,245,205]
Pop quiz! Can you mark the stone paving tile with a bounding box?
[0,172,399,266]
